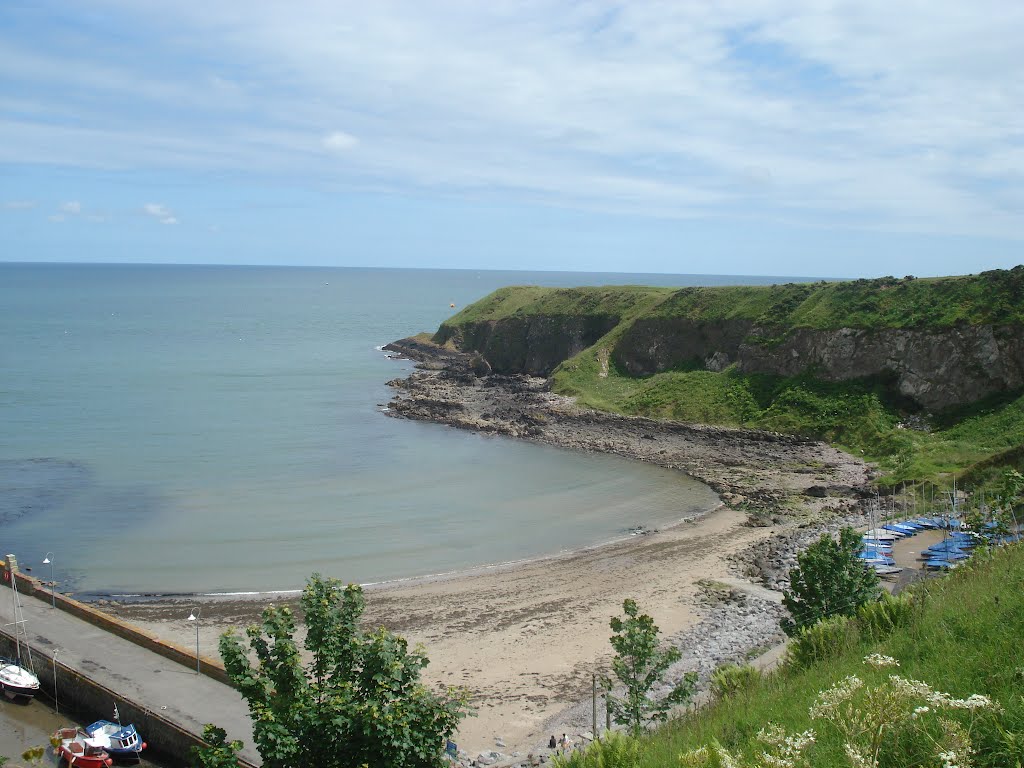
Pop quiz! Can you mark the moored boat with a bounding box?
[85,720,147,761]
[0,656,40,699]
[2,559,40,699]
[53,727,113,767]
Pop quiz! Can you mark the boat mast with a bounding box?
[5,554,35,674]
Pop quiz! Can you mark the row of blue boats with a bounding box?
[860,515,1021,574]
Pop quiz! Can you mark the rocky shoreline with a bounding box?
[383,337,875,526]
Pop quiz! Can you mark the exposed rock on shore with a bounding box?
[384,337,874,524]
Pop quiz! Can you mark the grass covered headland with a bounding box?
[433,267,1024,490]
[557,543,1024,768]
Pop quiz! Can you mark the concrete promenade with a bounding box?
[0,584,259,766]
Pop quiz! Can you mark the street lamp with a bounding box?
[42,553,55,608]
[53,649,60,714]
[187,608,201,675]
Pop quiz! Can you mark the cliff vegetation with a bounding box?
[558,543,1024,768]
[432,267,1024,487]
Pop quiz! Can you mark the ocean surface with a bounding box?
[0,264,795,596]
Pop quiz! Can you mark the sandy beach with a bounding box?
[105,505,778,756]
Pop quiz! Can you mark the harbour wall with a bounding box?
[2,557,256,768]
[1,560,228,684]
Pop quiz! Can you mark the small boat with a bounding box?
[0,656,40,699]
[2,564,40,699]
[85,720,146,761]
[53,727,113,767]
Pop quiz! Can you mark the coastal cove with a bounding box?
[0,263,784,596]
[105,330,872,759]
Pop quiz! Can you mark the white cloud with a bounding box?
[60,201,82,214]
[143,202,178,224]
[2,2,1023,241]
[322,130,358,152]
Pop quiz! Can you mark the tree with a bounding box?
[190,725,243,768]
[218,575,469,768]
[604,599,696,735]
[781,527,880,637]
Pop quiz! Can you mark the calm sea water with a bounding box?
[0,264,793,595]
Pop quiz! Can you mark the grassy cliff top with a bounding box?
[441,285,674,324]
[441,267,1024,331]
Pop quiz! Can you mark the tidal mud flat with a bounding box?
[103,340,875,761]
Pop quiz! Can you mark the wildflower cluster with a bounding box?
[677,654,1001,768]
[810,655,998,768]
[863,653,899,669]
[756,724,815,768]
[677,724,814,768]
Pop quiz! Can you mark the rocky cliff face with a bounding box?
[433,314,620,375]
[736,324,1024,411]
[612,318,1024,410]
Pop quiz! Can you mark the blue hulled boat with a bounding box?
[84,720,146,761]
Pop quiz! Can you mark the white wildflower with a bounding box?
[756,723,815,768]
[945,694,994,710]
[937,750,959,768]
[809,675,863,719]
[863,654,899,669]
[713,744,740,768]
[911,705,930,719]
[888,675,935,700]
[844,743,877,768]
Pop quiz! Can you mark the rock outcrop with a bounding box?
[433,314,620,376]
[615,320,1024,411]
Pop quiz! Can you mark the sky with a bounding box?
[2,1,1023,278]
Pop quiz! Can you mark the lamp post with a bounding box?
[53,649,60,714]
[187,608,201,675]
[42,553,55,608]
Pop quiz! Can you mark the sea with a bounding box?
[0,263,797,597]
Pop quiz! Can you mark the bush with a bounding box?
[781,528,881,637]
[785,615,858,670]
[856,592,917,641]
[553,733,642,768]
[709,663,762,700]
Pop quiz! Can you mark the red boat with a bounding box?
[53,727,113,767]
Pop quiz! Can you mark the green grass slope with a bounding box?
[561,544,1024,768]
[641,268,1024,330]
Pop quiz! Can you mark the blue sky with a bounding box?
[2,1,1022,278]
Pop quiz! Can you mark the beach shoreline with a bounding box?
[99,347,875,760]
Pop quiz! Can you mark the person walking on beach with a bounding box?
[559,734,568,754]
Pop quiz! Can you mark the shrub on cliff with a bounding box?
[781,528,880,638]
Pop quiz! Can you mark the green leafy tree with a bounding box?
[781,527,880,637]
[603,599,696,735]
[219,575,469,768]
[190,725,243,768]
